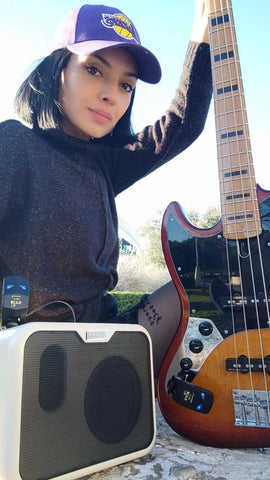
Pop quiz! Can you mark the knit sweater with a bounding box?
[0,41,212,323]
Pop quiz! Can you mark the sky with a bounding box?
[0,0,269,231]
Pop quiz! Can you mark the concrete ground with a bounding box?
[80,401,270,480]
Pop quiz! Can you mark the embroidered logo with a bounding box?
[101,13,139,44]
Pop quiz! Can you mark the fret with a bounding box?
[216,110,245,129]
[219,168,255,185]
[225,192,251,201]
[208,0,261,239]
[220,179,256,195]
[222,220,261,238]
[214,87,245,114]
[216,119,248,133]
[222,198,258,213]
[220,181,256,198]
[220,130,243,140]
[211,14,229,27]
[219,161,253,173]
[215,96,242,116]
[224,169,247,178]
[217,84,238,95]
[214,50,234,62]
[210,30,237,50]
[213,64,238,84]
[218,141,252,158]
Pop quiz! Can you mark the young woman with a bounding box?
[0,2,212,377]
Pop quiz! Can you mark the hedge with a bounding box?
[110,291,146,313]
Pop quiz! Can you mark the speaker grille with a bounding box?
[39,344,67,412]
[19,330,154,480]
[85,355,141,443]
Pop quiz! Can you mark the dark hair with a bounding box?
[15,49,71,130]
[15,48,135,142]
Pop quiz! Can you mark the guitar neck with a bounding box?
[208,0,262,240]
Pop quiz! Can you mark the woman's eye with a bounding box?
[85,65,100,76]
[121,82,134,93]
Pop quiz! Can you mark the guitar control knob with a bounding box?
[180,357,193,371]
[264,355,270,374]
[199,321,214,336]
[189,339,203,354]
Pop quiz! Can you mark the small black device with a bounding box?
[167,376,214,414]
[1,276,29,327]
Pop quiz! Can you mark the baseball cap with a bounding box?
[51,4,162,84]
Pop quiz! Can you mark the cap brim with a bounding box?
[66,40,162,84]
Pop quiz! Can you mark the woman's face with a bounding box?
[59,47,138,141]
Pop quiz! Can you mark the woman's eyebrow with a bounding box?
[94,53,138,79]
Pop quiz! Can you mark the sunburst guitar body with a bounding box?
[157,1,270,448]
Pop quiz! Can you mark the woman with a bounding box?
[0,2,212,377]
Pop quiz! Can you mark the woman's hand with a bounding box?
[191,0,211,44]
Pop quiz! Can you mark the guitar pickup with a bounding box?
[167,376,214,414]
[226,355,270,374]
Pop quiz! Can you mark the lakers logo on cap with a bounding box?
[101,13,139,44]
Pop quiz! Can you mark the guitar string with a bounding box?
[212,0,242,386]
[215,0,260,420]
[219,0,246,394]
[211,0,245,425]
[224,0,256,404]
[245,237,270,407]
[224,0,270,422]
[222,0,269,421]
[227,0,270,412]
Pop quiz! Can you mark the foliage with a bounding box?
[110,288,220,318]
[139,210,165,268]
[110,291,145,312]
[186,208,200,226]
[199,206,220,228]
[116,250,170,292]
[183,206,220,228]
[138,207,220,271]
[114,205,221,300]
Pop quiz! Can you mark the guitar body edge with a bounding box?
[157,188,270,447]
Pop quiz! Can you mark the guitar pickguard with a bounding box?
[165,317,223,381]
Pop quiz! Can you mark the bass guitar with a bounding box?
[157,0,270,447]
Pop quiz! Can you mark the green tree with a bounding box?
[185,208,200,226]
[199,206,220,228]
[184,206,220,228]
[139,206,221,269]
[139,210,166,268]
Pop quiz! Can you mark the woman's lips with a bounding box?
[89,109,112,125]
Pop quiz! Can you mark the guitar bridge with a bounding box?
[233,389,270,427]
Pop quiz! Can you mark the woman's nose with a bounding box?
[99,83,118,104]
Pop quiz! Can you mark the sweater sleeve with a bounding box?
[108,41,212,195]
[0,120,29,224]
[0,122,19,220]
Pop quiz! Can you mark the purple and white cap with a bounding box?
[51,4,162,84]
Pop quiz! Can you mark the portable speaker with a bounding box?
[0,322,155,480]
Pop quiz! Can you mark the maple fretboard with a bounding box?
[209,0,261,239]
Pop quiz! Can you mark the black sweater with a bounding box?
[0,41,212,322]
